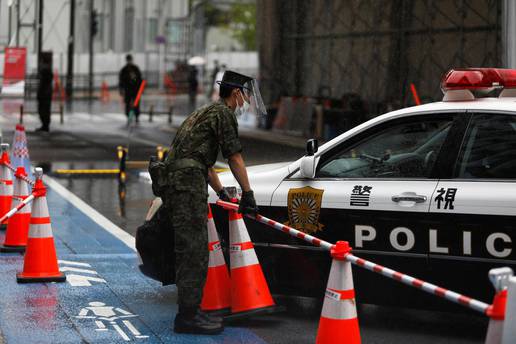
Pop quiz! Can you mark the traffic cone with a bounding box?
[201,204,231,313]
[0,167,31,252]
[0,143,13,230]
[316,241,360,344]
[101,81,110,103]
[17,168,66,283]
[228,208,276,315]
[11,124,32,178]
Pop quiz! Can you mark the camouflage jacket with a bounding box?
[164,101,242,176]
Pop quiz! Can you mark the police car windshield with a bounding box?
[316,118,453,179]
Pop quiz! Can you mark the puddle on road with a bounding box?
[40,161,155,236]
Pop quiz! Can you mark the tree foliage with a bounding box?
[224,3,256,51]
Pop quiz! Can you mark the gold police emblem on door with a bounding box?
[285,187,324,234]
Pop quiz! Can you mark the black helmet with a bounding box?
[217,70,253,91]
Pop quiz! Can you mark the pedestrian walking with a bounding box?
[161,70,267,335]
[208,60,219,97]
[118,54,143,123]
[187,66,199,112]
[211,64,226,101]
[36,52,53,132]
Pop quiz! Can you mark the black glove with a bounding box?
[217,187,232,202]
[238,190,259,216]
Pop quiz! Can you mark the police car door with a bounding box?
[429,112,516,292]
[271,113,459,276]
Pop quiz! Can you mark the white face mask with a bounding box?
[235,91,250,116]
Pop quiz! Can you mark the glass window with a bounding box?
[455,114,516,179]
[148,18,158,43]
[315,117,453,178]
[124,3,134,51]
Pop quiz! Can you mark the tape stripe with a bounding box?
[230,249,259,269]
[30,216,50,224]
[230,241,254,251]
[208,241,221,251]
[29,223,53,238]
[327,288,355,300]
[208,250,226,267]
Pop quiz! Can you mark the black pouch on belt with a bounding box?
[148,156,168,197]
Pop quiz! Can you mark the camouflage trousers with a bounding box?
[164,168,208,311]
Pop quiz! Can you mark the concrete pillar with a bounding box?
[503,0,516,68]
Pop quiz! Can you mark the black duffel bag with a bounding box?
[136,200,175,286]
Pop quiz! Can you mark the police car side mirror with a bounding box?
[306,139,318,156]
[300,155,316,179]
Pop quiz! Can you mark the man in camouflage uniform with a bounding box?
[164,71,259,335]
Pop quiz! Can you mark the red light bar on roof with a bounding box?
[441,68,516,92]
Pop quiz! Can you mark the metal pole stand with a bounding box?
[485,267,513,344]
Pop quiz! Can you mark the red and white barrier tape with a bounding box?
[3,162,35,186]
[0,193,35,223]
[216,200,334,251]
[215,200,491,315]
[346,254,490,314]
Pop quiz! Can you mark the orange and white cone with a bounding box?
[201,204,231,313]
[17,168,66,283]
[0,143,13,230]
[0,167,31,252]
[316,241,360,344]
[228,208,275,315]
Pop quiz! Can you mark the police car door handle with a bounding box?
[391,193,427,203]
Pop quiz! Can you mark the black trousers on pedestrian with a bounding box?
[38,96,52,129]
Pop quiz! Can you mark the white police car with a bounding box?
[209,68,516,307]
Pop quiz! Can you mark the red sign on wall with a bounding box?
[2,47,27,96]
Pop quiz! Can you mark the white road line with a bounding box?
[43,175,136,252]
[112,324,130,341]
[66,274,107,287]
[122,320,141,336]
[59,266,99,274]
[95,321,107,331]
[58,260,92,267]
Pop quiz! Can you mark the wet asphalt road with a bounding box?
[0,96,488,343]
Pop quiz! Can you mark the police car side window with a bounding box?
[316,117,453,178]
[455,114,516,179]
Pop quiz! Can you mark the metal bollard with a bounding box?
[149,105,154,123]
[20,105,24,124]
[168,106,173,124]
[502,276,516,343]
[156,145,164,161]
[117,146,127,184]
[485,267,513,344]
[60,104,64,124]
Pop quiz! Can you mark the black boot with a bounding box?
[174,308,224,335]
[198,309,223,324]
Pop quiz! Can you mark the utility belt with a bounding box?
[165,158,206,174]
[149,158,207,198]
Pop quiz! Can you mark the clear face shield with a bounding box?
[237,79,267,119]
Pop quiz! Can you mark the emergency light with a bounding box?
[441,68,516,101]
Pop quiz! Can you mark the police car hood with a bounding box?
[208,161,292,205]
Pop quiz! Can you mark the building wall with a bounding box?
[0,0,189,76]
[258,0,503,114]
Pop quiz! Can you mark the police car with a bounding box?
[209,68,516,308]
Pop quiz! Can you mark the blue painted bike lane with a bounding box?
[0,177,267,344]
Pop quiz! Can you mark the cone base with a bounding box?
[224,305,285,322]
[0,244,25,253]
[17,272,66,284]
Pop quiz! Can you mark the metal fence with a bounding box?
[258,0,502,117]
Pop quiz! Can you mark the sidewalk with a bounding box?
[0,176,266,343]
